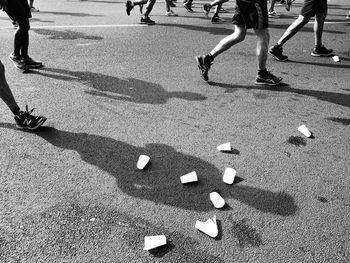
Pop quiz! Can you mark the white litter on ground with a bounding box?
[195,216,218,238]
[210,192,225,208]
[180,171,198,184]
[332,55,340,62]
[223,168,236,184]
[217,142,231,152]
[298,125,312,138]
[137,154,150,170]
[143,235,167,250]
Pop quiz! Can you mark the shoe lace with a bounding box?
[21,105,36,118]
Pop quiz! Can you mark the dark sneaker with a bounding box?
[23,56,44,69]
[195,55,212,81]
[8,52,29,72]
[126,0,134,16]
[14,105,47,130]
[284,0,292,11]
[183,2,194,12]
[140,16,155,25]
[311,45,333,57]
[255,71,283,86]
[203,4,211,16]
[268,45,288,61]
[211,15,223,23]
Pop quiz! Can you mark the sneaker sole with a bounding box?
[310,53,333,57]
[254,80,282,86]
[268,51,288,62]
[195,56,208,81]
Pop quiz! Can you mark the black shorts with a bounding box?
[300,0,327,17]
[232,0,268,29]
[6,0,32,21]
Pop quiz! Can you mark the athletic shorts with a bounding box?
[300,0,327,17]
[6,0,32,21]
[232,0,268,29]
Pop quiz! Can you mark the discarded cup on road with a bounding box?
[223,168,236,185]
[332,55,340,62]
[217,142,231,152]
[137,154,150,170]
[210,192,225,208]
[143,235,167,250]
[180,171,198,184]
[195,216,218,238]
[298,125,312,138]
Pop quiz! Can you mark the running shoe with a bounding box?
[14,105,47,130]
[311,45,333,57]
[8,52,29,72]
[268,45,288,61]
[255,71,283,86]
[203,4,211,16]
[140,16,155,25]
[22,56,44,69]
[31,6,40,12]
[268,11,279,17]
[183,2,194,12]
[284,0,292,11]
[126,0,134,16]
[211,15,223,23]
[195,55,211,81]
[165,9,178,16]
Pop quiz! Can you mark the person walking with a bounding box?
[195,0,282,85]
[203,0,229,23]
[0,60,46,129]
[1,0,43,72]
[268,0,333,61]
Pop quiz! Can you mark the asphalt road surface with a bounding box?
[0,0,349,262]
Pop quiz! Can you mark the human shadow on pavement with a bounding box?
[35,67,207,104]
[289,60,350,69]
[208,82,350,108]
[32,29,104,40]
[325,117,350,125]
[0,123,298,216]
[269,23,346,34]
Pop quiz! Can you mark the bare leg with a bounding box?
[210,25,246,58]
[0,61,19,113]
[269,0,276,12]
[277,15,310,46]
[254,28,269,71]
[314,12,327,46]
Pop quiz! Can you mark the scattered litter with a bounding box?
[90,218,96,222]
[332,55,340,62]
[223,168,236,184]
[137,154,150,170]
[217,142,231,152]
[210,192,225,208]
[143,235,167,250]
[195,216,218,238]
[180,171,198,184]
[298,125,312,138]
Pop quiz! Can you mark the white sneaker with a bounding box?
[165,9,178,16]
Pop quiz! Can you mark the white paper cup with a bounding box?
[223,168,236,184]
[143,235,167,250]
[137,154,150,170]
[298,125,312,138]
[332,56,340,62]
[180,171,198,184]
[195,217,218,238]
[217,142,231,152]
[210,192,225,208]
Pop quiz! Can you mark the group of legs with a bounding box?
[196,0,333,85]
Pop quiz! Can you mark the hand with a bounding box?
[0,0,7,12]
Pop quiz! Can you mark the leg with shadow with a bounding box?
[310,12,333,57]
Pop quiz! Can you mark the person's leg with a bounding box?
[17,19,30,58]
[143,0,156,17]
[255,28,282,85]
[210,24,246,58]
[195,25,246,81]
[269,0,276,12]
[0,61,19,113]
[314,12,326,46]
[29,0,34,8]
[277,15,310,46]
